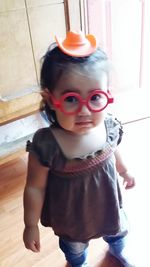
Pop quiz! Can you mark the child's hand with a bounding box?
[120,171,136,189]
[23,225,40,252]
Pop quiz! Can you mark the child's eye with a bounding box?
[64,96,78,103]
[91,94,101,101]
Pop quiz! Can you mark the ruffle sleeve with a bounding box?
[105,114,123,148]
[26,128,56,167]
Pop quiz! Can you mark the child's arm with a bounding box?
[114,149,135,189]
[23,153,49,252]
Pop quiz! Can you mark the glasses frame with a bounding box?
[49,90,114,115]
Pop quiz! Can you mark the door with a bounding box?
[85,0,150,123]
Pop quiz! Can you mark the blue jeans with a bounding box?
[59,210,129,267]
[59,238,89,267]
[59,232,128,267]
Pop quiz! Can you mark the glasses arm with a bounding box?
[107,90,114,103]
[49,93,61,108]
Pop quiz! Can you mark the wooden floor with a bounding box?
[0,118,150,267]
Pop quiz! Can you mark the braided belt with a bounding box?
[52,144,114,176]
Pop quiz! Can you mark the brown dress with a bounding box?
[26,114,124,242]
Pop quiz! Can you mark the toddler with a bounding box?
[23,31,136,267]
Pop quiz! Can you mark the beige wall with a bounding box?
[0,0,66,98]
[0,0,83,163]
[0,0,84,126]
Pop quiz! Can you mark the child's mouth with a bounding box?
[75,121,92,126]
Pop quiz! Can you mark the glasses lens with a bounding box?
[88,92,108,111]
[62,95,80,114]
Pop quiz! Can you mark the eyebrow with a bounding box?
[60,89,80,95]
[60,88,102,95]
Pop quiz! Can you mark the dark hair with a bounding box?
[40,44,109,126]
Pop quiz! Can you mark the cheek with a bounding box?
[56,111,75,130]
[93,111,105,125]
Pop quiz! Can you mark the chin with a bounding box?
[74,126,94,135]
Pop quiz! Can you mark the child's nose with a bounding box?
[78,104,91,115]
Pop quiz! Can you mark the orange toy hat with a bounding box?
[55,30,97,57]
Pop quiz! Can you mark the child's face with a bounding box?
[50,67,108,135]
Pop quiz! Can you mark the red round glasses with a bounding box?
[49,90,114,115]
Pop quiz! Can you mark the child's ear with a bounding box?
[40,89,54,109]
[40,88,50,101]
